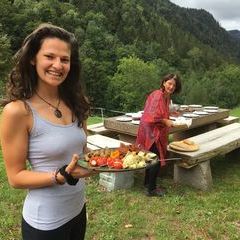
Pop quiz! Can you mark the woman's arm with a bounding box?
[158,118,174,128]
[0,101,63,189]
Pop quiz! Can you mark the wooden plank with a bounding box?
[104,109,230,136]
[87,134,130,149]
[87,122,112,135]
[87,122,104,130]
[88,126,110,135]
[169,123,240,156]
[190,122,240,144]
[91,126,108,133]
[168,123,240,164]
[87,143,100,150]
[189,130,240,161]
[217,116,239,126]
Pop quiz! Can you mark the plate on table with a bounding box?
[131,113,142,120]
[189,104,202,108]
[116,116,132,122]
[78,146,159,172]
[125,112,134,117]
[204,106,219,110]
[193,111,209,115]
[204,109,219,113]
[131,120,140,125]
[180,105,189,111]
[182,113,199,118]
[180,105,189,108]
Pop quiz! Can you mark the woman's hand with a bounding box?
[66,154,96,179]
[157,119,173,128]
[165,119,174,128]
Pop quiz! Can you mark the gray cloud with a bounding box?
[170,0,240,30]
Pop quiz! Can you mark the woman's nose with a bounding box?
[53,58,63,69]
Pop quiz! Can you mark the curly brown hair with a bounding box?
[160,73,182,94]
[3,23,90,126]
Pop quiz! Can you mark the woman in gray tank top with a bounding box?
[0,23,94,240]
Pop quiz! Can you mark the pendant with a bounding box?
[54,109,62,118]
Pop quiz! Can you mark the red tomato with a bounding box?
[107,157,114,167]
[97,157,107,166]
[113,161,123,169]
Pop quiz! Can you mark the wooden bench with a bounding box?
[87,143,100,151]
[87,134,130,149]
[87,123,112,136]
[168,123,240,191]
[216,115,239,127]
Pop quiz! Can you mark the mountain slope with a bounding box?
[146,0,240,61]
[228,30,240,40]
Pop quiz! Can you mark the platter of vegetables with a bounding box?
[78,143,159,172]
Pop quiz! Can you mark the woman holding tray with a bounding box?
[0,23,93,239]
[136,73,182,197]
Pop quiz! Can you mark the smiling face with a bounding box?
[32,37,71,88]
[163,78,176,95]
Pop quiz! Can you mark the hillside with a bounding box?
[1,0,240,110]
[150,0,240,61]
[228,30,240,40]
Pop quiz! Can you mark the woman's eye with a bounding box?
[45,55,53,59]
[61,58,70,63]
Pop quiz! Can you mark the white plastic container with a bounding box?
[99,172,134,191]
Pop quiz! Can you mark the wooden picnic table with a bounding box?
[104,109,230,143]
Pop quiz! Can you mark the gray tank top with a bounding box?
[22,101,86,230]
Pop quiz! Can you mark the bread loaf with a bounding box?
[169,139,199,152]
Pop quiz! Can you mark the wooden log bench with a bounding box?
[87,123,112,136]
[87,134,133,191]
[87,134,130,149]
[168,123,240,191]
[216,115,239,127]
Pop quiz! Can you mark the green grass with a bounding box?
[1,156,240,239]
[87,116,103,125]
[230,107,240,117]
[1,110,240,239]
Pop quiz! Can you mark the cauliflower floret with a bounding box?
[137,161,146,168]
[122,151,149,169]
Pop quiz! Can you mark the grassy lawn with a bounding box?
[0,108,240,239]
[1,154,240,239]
[87,116,103,125]
[230,107,240,117]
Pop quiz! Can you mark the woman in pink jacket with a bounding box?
[136,73,182,197]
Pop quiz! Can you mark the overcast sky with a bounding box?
[170,0,240,31]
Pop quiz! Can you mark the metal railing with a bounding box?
[90,107,126,121]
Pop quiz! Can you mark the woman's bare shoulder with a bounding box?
[2,100,30,119]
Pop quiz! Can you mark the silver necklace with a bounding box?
[35,92,62,118]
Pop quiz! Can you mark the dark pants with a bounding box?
[22,204,87,240]
[144,143,160,192]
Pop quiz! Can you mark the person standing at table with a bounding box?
[136,73,182,197]
[0,23,94,240]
